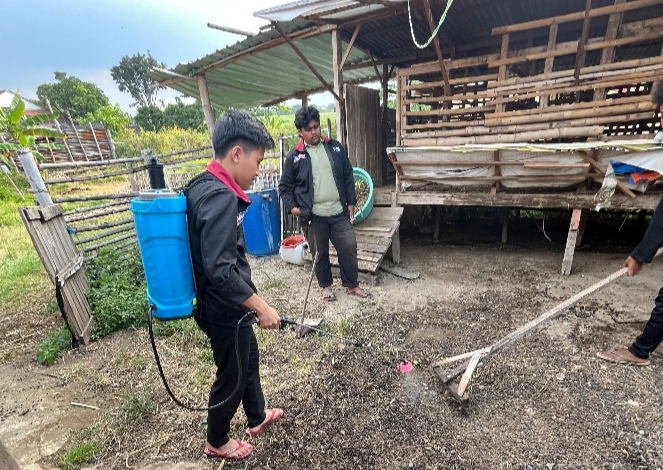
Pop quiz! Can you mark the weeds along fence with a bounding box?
[23,136,299,260]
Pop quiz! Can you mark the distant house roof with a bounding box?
[0,90,47,115]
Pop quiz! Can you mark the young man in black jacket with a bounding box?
[279,106,371,301]
[597,81,663,366]
[186,110,283,460]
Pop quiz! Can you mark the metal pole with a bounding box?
[17,148,53,206]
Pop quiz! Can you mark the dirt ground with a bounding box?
[2,215,663,470]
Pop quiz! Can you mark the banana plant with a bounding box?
[0,94,65,168]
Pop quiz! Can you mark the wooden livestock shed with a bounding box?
[149,0,663,274]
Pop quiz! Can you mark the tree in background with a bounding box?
[163,98,205,131]
[80,105,131,139]
[36,72,110,121]
[110,51,166,108]
[134,105,165,132]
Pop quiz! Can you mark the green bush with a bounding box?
[115,127,211,157]
[36,326,71,365]
[87,247,147,339]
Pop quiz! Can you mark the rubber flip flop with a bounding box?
[246,408,284,437]
[322,290,336,302]
[346,288,372,299]
[596,349,650,366]
[204,440,254,460]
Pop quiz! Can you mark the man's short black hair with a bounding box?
[294,106,321,130]
[213,109,275,158]
[653,80,663,110]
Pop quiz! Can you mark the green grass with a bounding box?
[0,173,50,309]
[59,441,101,470]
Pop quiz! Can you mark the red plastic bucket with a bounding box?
[279,235,307,265]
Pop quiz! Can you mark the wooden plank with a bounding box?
[394,191,660,210]
[379,260,419,279]
[403,73,498,90]
[492,0,663,35]
[401,126,604,146]
[398,53,500,77]
[39,205,63,222]
[487,56,663,89]
[562,208,583,275]
[488,31,663,68]
[577,150,636,198]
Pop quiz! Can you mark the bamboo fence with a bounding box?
[397,1,663,148]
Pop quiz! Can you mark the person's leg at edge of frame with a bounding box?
[241,328,266,428]
[311,215,335,300]
[329,213,359,289]
[629,284,663,359]
[203,320,253,458]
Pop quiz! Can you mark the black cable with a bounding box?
[55,277,80,349]
[147,307,253,412]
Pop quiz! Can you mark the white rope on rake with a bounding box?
[407,0,456,49]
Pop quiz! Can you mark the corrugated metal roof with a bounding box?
[147,19,377,109]
[150,0,663,109]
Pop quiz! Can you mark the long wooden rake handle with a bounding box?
[433,248,662,382]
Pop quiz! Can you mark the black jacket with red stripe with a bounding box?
[278,138,356,220]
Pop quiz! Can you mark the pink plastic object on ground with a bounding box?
[399,360,414,373]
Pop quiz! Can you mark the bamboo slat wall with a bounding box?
[397,1,663,147]
[19,205,92,344]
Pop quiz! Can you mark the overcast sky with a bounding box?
[1,0,330,113]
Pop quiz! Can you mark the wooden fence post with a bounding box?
[18,149,53,206]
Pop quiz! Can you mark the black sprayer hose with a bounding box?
[147,306,253,412]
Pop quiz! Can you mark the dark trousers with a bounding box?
[196,318,266,447]
[629,285,663,359]
[305,213,359,288]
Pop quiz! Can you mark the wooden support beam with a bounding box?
[422,0,451,98]
[390,191,401,263]
[540,24,558,108]
[491,150,501,195]
[273,22,343,105]
[197,74,216,139]
[340,25,362,71]
[500,208,509,245]
[332,29,346,145]
[595,0,626,100]
[574,0,594,91]
[433,205,441,242]
[576,209,589,247]
[496,33,510,113]
[381,62,389,186]
[562,208,583,275]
